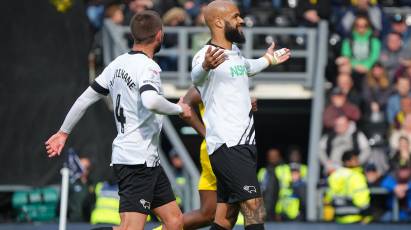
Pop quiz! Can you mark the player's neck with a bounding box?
[131,44,154,59]
[210,37,232,50]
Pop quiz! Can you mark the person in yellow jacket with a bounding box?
[325,150,371,224]
[257,149,307,221]
[90,181,121,225]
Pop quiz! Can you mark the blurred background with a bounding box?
[1,0,411,229]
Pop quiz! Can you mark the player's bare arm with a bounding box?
[182,87,206,137]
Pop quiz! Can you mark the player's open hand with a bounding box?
[202,46,227,71]
[264,42,291,65]
[45,131,68,158]
[177,97,192,119]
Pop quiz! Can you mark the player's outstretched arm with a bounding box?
[191,46,226,86]
[245,42,291,77]
[45,87,104,157]
[182,87,206,138]
[141,90,191,119]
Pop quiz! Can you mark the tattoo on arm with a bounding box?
[240,198,266,225]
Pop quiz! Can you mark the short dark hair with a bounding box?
[130,10,163,44]
[342,150,357,163]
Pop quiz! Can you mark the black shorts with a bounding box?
[113,164,175,214]
[210,144,261,204]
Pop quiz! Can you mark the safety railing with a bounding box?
[102,26,320,88]
[157,26,318,88]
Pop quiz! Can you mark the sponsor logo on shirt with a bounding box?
[230,65,247,78]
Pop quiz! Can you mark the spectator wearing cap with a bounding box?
[323,87,361,130]
[380,32,411,79]
[336,72,362,107]
[325,150,371,223]
[390,14,411,46]
[386,76,411,124]
[319,115,371,174]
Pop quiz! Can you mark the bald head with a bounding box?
[204,1,235,27]
[204,0,245,44]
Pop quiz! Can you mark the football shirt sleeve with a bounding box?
[60,87,104,134]
[138,63,162,94]
[191,49,209,86]
[243,57,269,77]
[90,65,111,95]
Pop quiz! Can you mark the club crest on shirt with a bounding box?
[243,185,257,193]
[140,199,151,209]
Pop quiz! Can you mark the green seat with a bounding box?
[12,187,59,222]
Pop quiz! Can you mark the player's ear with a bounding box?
[215,17,224,29]
[155,29,163,43]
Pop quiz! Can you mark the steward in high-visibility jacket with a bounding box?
[91,181,120,225]
[258,163,307,220]
[325,150,370,224]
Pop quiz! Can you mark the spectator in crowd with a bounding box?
[393,97,411,129]
[102,3,128,66]
[123,0,153,25]
[379,32,411,79]
[389,14,411,46]
[169,149,189,211]
[323,87,361,130]
[191,5,210,52]
[295,0,330,27]
[341,14,381,89]
[68,157,95,222]
[381,154,411,221]
[362,62,392,116]
[257,148,283,221]
[157,7,189,71]
[390,114,411,152]
[364,163,386,221]
[287,163,307,221]
[390,136,411,170]
[394,64,411,83]
[336,72,362,107]
[386,76,411,124]
[337,0,387,37]
[319,115,371,174]
[325,150,371,223]
[90,177,120,225]
[258,148,306,221]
